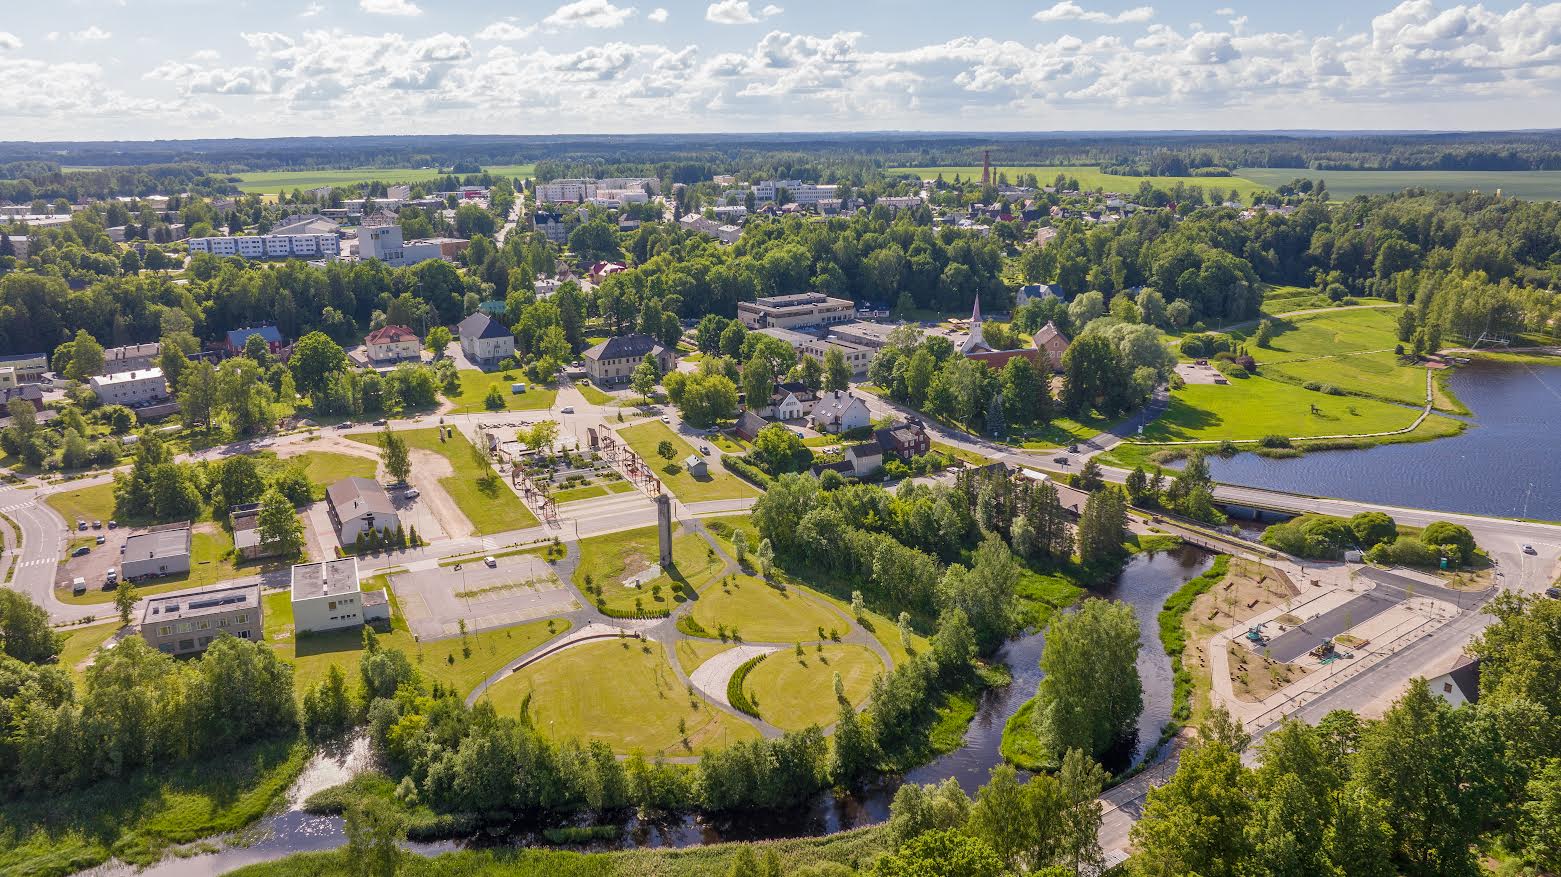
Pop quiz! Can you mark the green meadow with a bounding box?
[232,164,535,194]
[1237,167,1561,200]
[888,165,1272,200]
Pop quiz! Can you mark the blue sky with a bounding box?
[1,0,1557,140]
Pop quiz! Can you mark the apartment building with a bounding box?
[121,522,193,580]
[536,178,597,203]
[738,292,856,330]
[139,584,262,655]
[101,342,161,375]
[364,325,420,365]
[0,352,47,382]
[582,333,677,387]
[186,234,340,260]
[290,557,390,634]
[89,368,169,406]
[456,312,516,371]
[755,327,874,377]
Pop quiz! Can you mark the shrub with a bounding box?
[1349,511,1398,548]
[1258,435,1292,449]
[727,654,767,718]
[1422,521,1476,565]
[1367,537,1439,568]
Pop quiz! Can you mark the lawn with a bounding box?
[687,575,847,644]
[1237,167,1561,200]
[1134,374,1432,443]
[57,622,120,685]
[675,639,735,675]
[1232,307,1445,409]
[617,421,758,504]
[44,483,118,527]
[349,428,537,534]
[287,450,377,490]
[551,480,635,504]
[1014,568,1086,629]
[1100,411,1466,470]
[446,370,558,414]
[261,587,569,699]
[573,524,725,615]
[738,644,883,732]
[0,738,308,877]
[573,381,616,406]
[889,165,1273,200]
[59,526,240,605]
[478,637,759,755]
[232,163,535,194]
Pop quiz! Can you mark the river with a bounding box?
[1203,360,1561,519]
[80,547,1213,875]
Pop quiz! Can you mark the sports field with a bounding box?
[1237,167,1561,201]
[888,165,1272,200]
[232,163,535,194]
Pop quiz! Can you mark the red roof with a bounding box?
[365,325,418,346]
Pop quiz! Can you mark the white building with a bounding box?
[739,292,856,330]
[755,327,874,377]
[536,178,597,203]
[325,477,400,546]
[808,390,872,434]
[101,342,161,375]
[289,558,390,634]
[356,221,448,268]
[89,368,169,406]
[187,234,340,261]
[457,312,516,371]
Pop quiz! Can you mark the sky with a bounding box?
[1,0,1559,141]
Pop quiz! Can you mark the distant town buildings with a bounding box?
[755,327,874,377]
[536,177,659,205]
[356,216,464,268]
[187,233,340,260]
[738,292,856,331]
[139,583,262,655]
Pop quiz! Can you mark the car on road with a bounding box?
[373,419,387,426]
[1548,587,1561,599]
[336,421,352,430]
[95,535,105,545]
[404,488,420,500]
[484,556,497,568]
[699,445,711,454]
[1523,544,1537,554]
[560,406,575,414]
[71,546,90,557]
[1054,456,1070,465]
[661,415,670,424]
[1068,444,1079,453]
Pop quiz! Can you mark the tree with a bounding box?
[741,354,775,414]
[243,332,272,366]
[65,329,104,382]
[113,578,136,625]
[657,439,676,461]
[631,354,661,400]
[1522,758,1561,874]
[874,828,1003,877]
[1348,511,1397,548]
[823,346,851,392]
[302,664,354,740]
[484,385,505,410]
[257,487,306,558]
[794,354,824,390]
[289,331,348,399]
[1056,747,1109,877]
[380,428,411,483]
[1076,486,1127,568]
[1031,597,1142,765]
[1131,719,1254,877]
[344,797,406,877]
[1421,520,1475,566]
[1254,319,1275,348]
[0,590,62,663]
[425,325,452,357]
[178,360,219,430]
[829,696,877,788]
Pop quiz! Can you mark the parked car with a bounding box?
[336,421,352,430]
[107,520,117,529]
[77,520,87,531]
[1523,544,1537,554]
[1546,587,1561,599]
[404,488,420,500]
[71,546,90,557]
[105,568,118,585]
[699,445,711,454]
[92,520,102,529]
[560,406,575,414]
[661,415,671,424]
[373,419,387,426]
[72,577,86,596]
[95,535,105,545]
[484,556,497,568]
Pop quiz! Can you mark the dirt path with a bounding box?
[407,448,474,539]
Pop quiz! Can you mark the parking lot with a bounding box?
[390,553,578,640]
[54,520,128,594]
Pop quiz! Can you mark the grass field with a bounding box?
[44,483,118,527]
[551,480,635,504]
[261,587,566,699]
[57,622,120,684]
[1237,167,1561,200]
[1237,307,1439,408]
[1136,375,1436,444]
[231,163,536,194]
[479,637,759,755]
[889,165,1273,200]
[675,639,735,675]
[618,421,758,503]
[0,738,308,877]
[446,370,558,414]
[739,645,882,732]
[288,450,377,488]
[573,381,616,406]
[348,428,537,534]
[687,575,846,644]
[573,524,724,615]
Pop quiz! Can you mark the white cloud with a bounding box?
[61,26,112,41]
[301,2,325,17]
[0,32,21,51]
[1214,6,1234,14]
[359,0,422,16]
[477,20,536,41]
[648,6,668,22]
[1033,2,1155,24]
[191,49,221,62]
[707,1,782,23]
[544,0,637,29]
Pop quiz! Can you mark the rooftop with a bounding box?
[326,477,396,518]
[584,333,666,362]
[290,557,361,602]
[457,311,511,341]
[90,367,164,387]
[123,523,192,562]
[142,583,260,624]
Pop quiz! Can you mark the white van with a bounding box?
[72,577,87,595]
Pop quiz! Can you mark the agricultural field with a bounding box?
[445,370,557,414]
[230,163,535,194]
[738,645,882,732]
[348,428,537,534]
[888,165,1273,200]
[618,421,758,503]
[1237,167,1561,201]
[478,637,760,755]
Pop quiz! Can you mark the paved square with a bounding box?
[391,554,577,641]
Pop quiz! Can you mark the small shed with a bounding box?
[511,383,527,394]
[684,454,708,476]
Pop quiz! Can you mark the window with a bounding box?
[1444,682,1454,693]
[159,625,171,637]
[197,620,209,631]
[328,600,337,611]
[237,614,248,624]
[239,630,250,639]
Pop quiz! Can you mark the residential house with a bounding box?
[734,410,768,442]
[582,334,676,387]
[121,522,193,580]
[766,382,817,420]
[364,325,421,365]
[1033,321,1070,372]
[89,368,169,407]
[1427,653,1481,708]
[808,390,871,435]
[224,325,284,357]
[139,584,262,655]
[874,422,930,460]
[290,557,391,634]
[101,342,161,375]
[1015,284,1061,309]
[845,442,884,478]
[587,261,627,284]
[456,312,516,371]
[0,384,44,412]
[325,477,400,546]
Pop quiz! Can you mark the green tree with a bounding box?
[484,385,505,410]
[793,354,824,391]
[302,664,354,740]
[1254,319,1276,348]
[1522,758,1561,874]
[823,346,851,392]
[257,487,305,558]
[631,353,661,400]
[65,329,105,382]
[1076,485,1127,568]
[343,797,406,877]
[289,331,348,399]
[216,455,265,509]
[0,590,63,664]
[1056,747,1109,876]
[113,578,136,625]
[656,439,676,461]
[178,360,219,430]
[874,828,1003,877]
[1031,597,1142,765]
[425,325,452,356]
[380,428,411,483]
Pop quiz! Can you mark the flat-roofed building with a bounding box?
[89,367,169,407]
[290,557,390,633]
[0,352,50,383]
[121,522,193,580]
[828,321,916,350]
[140,583,262,655]
[738,292,856,330]
[754,327,873,377]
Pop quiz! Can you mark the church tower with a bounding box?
[960,295,990,354]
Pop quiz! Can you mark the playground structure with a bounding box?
[481,424,560,525]
[594,425,663,497]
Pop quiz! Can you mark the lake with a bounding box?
[1205,360,1561,520]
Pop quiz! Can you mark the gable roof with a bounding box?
[325,477,396,519]
[811,390,866,422]
[845,443,882,461]
[584,333,666,362]
[226,325,283,350]
[457,312,510,340]
[875,422,925,449]
[365,325,418,346]
[1034,321,1069,348]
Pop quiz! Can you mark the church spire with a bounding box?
[960,294,989,354]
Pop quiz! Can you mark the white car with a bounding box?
[560,405,575,414]
[661,415,671,424]
[484,556,497,568]
[1523,544,1537,554]
[404,488,420,500]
